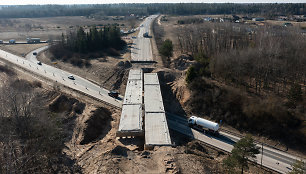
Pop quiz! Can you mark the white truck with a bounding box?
[188,116,220,134]
[27,38,40,44]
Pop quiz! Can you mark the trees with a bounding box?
[289,160,306,174]
[159,39,173,67]
[287,83,303,108]
[50,25,126,66]
[223,135,260,174]
[186,66,197,84]
[62,25,125,54]
[0,79,80,173]
[0,4,304,19]
[159,39,173,58]
[177,21,306,97]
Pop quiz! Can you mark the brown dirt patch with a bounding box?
[80,107,112,145]
[0,43,48,57]
[49,94,85,114]
[0,16,141,41]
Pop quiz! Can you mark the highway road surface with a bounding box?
[1,15,303,174]
[25,45,49,62]
[131,15,158,62]
[0,48,122,108]
[1,41,48,44]
[166,113,304,174]
[129,15,305,173]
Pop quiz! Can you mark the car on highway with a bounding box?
[143,32,149,38]
[68,75,75,80]
[108,91,119,98]
[33,52,37,55]
[37,61,42,65]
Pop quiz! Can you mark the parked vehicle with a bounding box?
[188,116,219,134]
[33,52,37,55]
[37,61,42,65]
[108,91,119,98]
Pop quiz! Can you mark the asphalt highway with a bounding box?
[166,113,304,173]
[0,48,122,108]
[1,16,303,174]
[131,15,158,62]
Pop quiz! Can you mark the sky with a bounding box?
[0,0,305,5]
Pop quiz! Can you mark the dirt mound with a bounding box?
[172,54,195,70]
[0,64,16,76]
[158,71,187,115]
[186,141,214,159]
[49,95,85,114]
[116,60,131,68]
[187,141,208,154]
[170,78,191,106]
[80,107,112,145]
[158,70,177,83]
[110,146,129,157]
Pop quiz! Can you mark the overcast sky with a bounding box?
[0,0,305,5]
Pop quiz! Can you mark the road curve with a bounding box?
[0,48,123,108]
[25,45,49,62]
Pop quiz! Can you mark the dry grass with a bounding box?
[38,50,130,94]
[0,16,141,41]
[0,43,48,57]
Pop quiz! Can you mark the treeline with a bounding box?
[0,3,305,18]
[50,25,126,67]
[179,23,306,98]
[177,21,305,148]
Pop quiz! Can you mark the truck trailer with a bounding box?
[27,38,40,44]
[188,116,219,134]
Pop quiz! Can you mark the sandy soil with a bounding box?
[0,64,233,174]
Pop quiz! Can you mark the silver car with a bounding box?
[68,75,75,80]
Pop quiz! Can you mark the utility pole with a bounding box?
[261,142,263,168]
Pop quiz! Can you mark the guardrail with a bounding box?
[0,56,121,110]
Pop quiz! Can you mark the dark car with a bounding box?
[108,91,119,98]
[37,61,42,65]
[68,75,75,80]
[33,52,37,55]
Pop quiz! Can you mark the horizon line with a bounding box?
[0,2,305,5]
